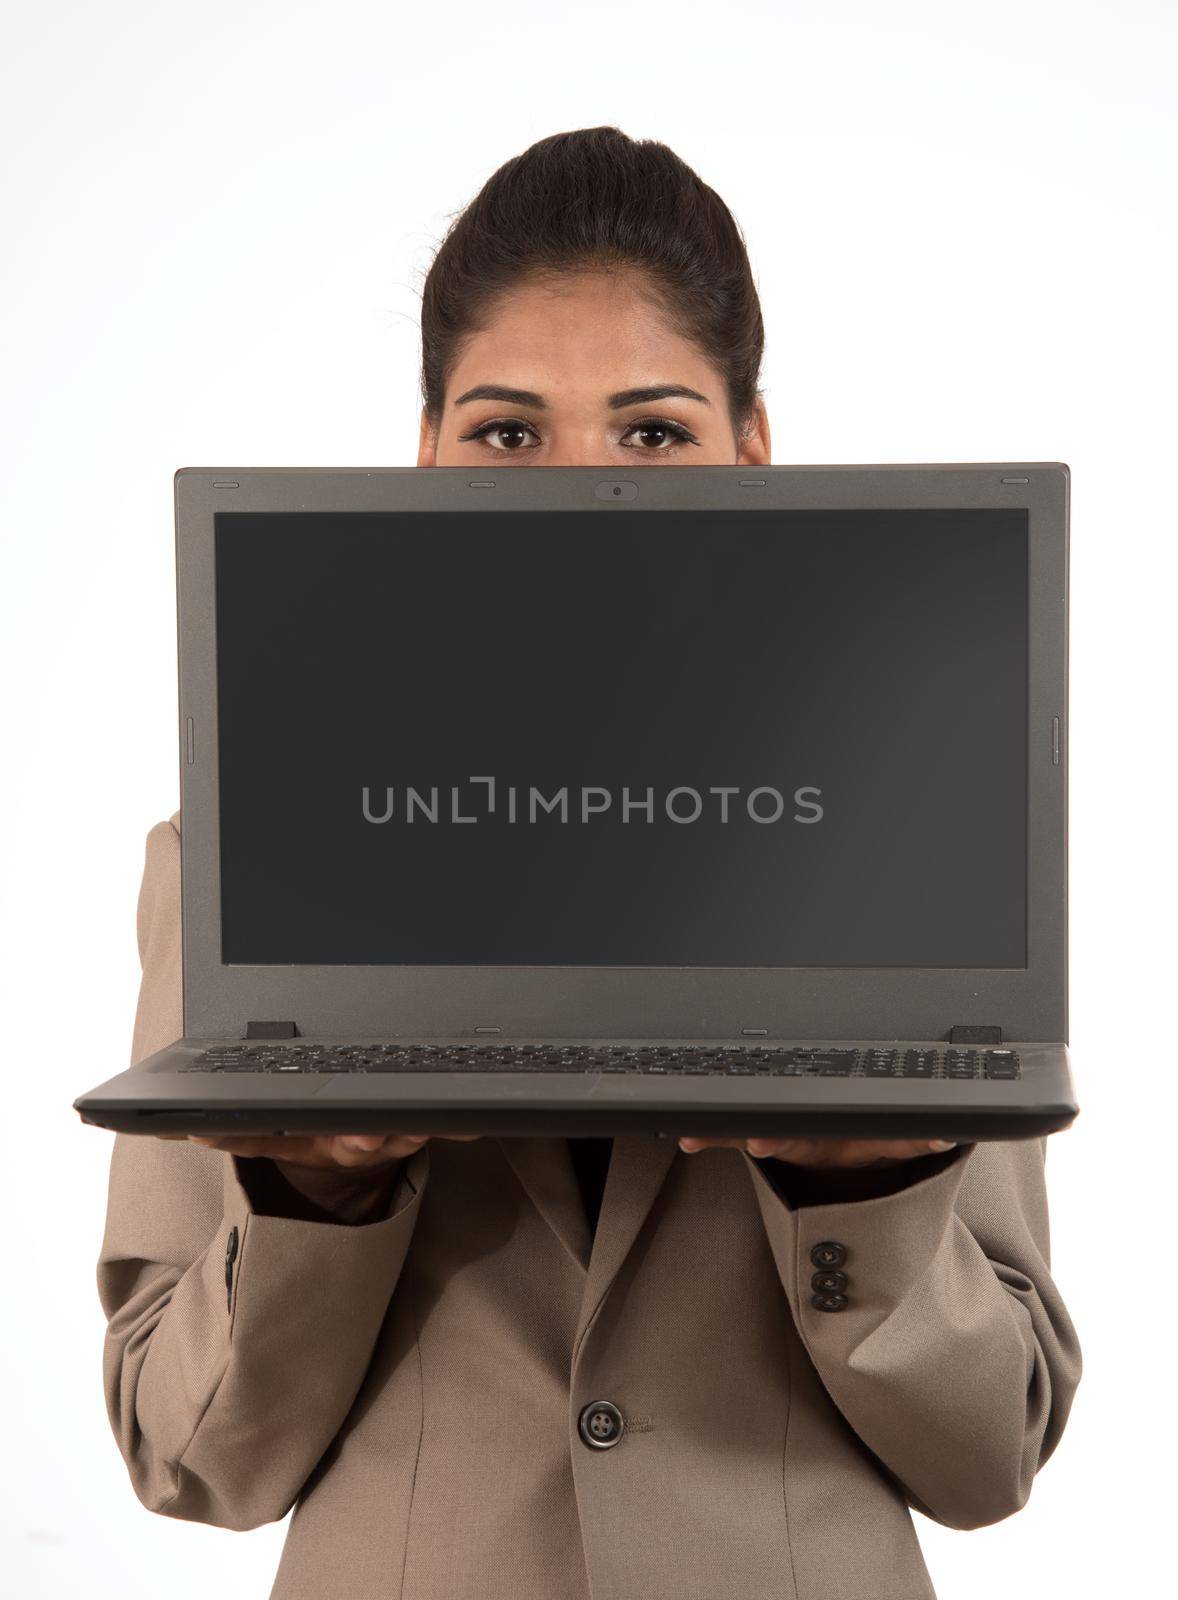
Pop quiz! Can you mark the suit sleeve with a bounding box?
[96,815,431,1530]
[742,1135,1082,1531]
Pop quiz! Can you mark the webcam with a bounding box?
[594,481,639,501]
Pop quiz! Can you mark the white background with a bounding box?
[2,1,1175,1595]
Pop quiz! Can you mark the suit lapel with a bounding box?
[496,1134,679,1344]
[573,1134,679,1352]
[498,1136,594,1270]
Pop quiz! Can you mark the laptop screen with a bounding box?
[213,508,1028,969]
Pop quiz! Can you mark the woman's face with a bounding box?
[418,270,771,468]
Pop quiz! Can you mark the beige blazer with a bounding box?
[97,816,1082,1600]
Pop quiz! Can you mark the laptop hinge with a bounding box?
[245,1020,299,1040]
[948,1024,1003,1045]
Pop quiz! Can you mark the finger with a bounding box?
[682,1136,958,1164]
[680,1136,821,1156]
[829,1139,957,1161]
[331,1134,421,1166]
[762,1137,957,1166]
[747,1137,849,1162]
[188,1134,275,1156]
[745,1137,815,1160]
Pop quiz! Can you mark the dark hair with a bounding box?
[418,126,765,446]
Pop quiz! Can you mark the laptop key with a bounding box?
[984,1051,1021,1079]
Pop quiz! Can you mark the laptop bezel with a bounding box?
[174,463,1068,1043]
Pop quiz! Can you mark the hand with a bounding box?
[152,1130,482,1170]
[677,1135,957,1167]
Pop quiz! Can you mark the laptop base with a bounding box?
[75,1037,1078,1143]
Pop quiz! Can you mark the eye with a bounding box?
[620,417,700,450]
[457,418,540,451]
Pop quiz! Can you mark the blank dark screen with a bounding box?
[214,508,1028,967]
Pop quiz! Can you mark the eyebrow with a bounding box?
[452,383,712,410]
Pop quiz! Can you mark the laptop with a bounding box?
[73,463,1078,1145]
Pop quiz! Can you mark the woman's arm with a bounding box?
[742,1135,1083,1530]
[96,816,429,1530]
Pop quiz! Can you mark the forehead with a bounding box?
[446,271,720,397]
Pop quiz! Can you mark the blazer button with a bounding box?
[578,1399,625,1450]
[811,1268,847,1293]
[811,1291,849,1312]
[810,1240,847,1269]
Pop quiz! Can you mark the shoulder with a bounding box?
[137,815,182,944]
[140,813,181,876]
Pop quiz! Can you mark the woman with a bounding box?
[98,126,1082,1600]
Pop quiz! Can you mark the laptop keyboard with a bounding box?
[182,1044,1021,1079]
